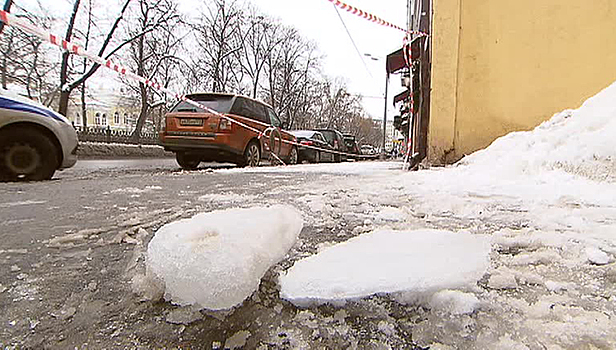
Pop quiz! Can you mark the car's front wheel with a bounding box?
[176,152,200,170]
[0,127,59,182]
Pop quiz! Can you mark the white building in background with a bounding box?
[385,119,403,152]
[66,73,149,133]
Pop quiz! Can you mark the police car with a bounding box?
[0,91,78,181]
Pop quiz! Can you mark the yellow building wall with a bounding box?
[428,0,461,164]
[429,0,616,163]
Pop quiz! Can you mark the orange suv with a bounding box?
[160,93,298,169]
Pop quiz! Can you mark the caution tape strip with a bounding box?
[0,9,379,163]
[326,0,428,37]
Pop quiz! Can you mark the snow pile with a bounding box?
[279,229,490,306]
[460,81,616,178]
[144,205,303,310]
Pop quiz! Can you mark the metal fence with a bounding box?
[74,125,160,145]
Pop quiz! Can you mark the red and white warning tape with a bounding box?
[326,0,428,38]
[0,9,378,164]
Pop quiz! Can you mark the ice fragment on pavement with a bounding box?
[166,306,203,325]
[488,270,518,290]
[584,247,611,265]
[374,206,405,222]
[50,306,76,320]
[429,290,480,315]
[224,330,251,349]
[545,280,574,293]
[145,205,303,310]
[279,229,490,306]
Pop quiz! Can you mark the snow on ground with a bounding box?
[198,192,258,204]
[279,229,490,307]
[270,82,616,348]
[137,205,303,310]
[216,160,400,175]
[126,82,616,347]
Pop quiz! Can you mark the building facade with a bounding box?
[401,0,616,165]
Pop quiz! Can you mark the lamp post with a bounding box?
[364,53,389,156]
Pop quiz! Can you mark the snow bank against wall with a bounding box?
[461,81,616,179]
[143,205,303,310]
[279,229,490,308]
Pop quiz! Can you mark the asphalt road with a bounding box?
[0,158,422,349]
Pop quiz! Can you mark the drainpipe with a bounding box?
[381,72,389,158]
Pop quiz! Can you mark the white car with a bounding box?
[0,91,78,181]
[361,145,377,155]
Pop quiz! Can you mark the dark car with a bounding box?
[315,129,347,162]
[289,130,335,163]
[343,134,360,155]
[160,93,298,169]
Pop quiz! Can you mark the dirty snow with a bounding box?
[270,81,616,348]
[140,205,303,310]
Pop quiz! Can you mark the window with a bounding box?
[123,113,128,125]
[230,97,269,124]
[267,108,282,128]
[102,114,107,126]
[95,112,101,125]
[172,94,234,114]
[74,113,81,125]
[114,112,120,124]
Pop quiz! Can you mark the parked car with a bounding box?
[361,144,377,155]
[290,130,336,163]
[0,91,78,181]
[343,134,360,155]
[315,129,347,162]
[160,93,298,169]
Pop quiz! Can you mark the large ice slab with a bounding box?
[279,229,490,306]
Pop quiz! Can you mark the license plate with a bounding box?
[179,118,203,126]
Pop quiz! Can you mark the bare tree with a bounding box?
[56,0,133,117]
[192,0,243,93]
[235,7,283,98]
[0,7,57,103]
[262,26,320,128]
[119,0,183,139]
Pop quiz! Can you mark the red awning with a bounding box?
[386,48,406,74]
[393,89,410,105]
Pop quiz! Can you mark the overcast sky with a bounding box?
[23,0,409,119]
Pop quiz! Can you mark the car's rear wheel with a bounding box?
[176,152,200,170]
[288,147,298,165]
[0,127,58,181]
[241,141,260,167]
[312,151,320,163]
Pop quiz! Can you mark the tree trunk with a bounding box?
[57,0,81,116]
[130,33,147,140]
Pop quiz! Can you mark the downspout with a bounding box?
[382,72,389,155]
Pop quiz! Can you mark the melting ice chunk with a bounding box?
[145,205,303,310]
